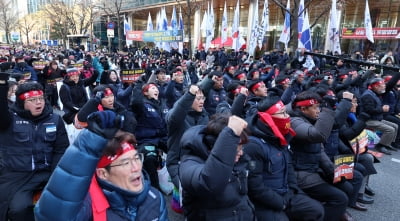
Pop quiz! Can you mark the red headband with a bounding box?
[279,78,290,85]
[236,73,246,80]
[142,83,157,93]
[18,90,44,101]
[104,88,113,97]
[232,86,245,95]
[266,101,285,114]
[296,99,319,107]
[384,76,392,83]
[250,71,259,77]
[314,79,322,83]
[175,71,183,75]
[97,142,136,168]
[370,80,384,88]
[339,74,348,79]
[251,82,265,92]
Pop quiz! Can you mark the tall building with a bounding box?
[11,0,28,18]
[27,0,50,14]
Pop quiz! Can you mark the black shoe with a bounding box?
[375,145,392,155]
[365,185,375,196]
[350,202,368,211]
[393,142,400,149]
[386,144,398,152]
[341,211,354,221]
[357,194,374,204]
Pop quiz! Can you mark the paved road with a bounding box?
[349,149,400,221]
[165,149,400,221]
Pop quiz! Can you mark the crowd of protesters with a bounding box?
[0,42,400,221]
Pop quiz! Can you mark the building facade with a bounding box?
[111,0,400,56]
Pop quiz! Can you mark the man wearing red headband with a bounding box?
[0,81,69,221]
[199,70,226,115]
[223,65,236,89]
[59,67,98,125]
[245,79,268,118]
[244,97,324,221]
[35,111,168,221]
[381,73,400,150]
[360,78,399,154]
[268,74,293,104]
[289,91,351,221]
[165,68,185,109]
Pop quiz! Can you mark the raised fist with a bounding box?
[87,110,124,139]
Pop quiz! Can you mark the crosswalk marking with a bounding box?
[391,158,400,163]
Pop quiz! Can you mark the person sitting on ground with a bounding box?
[244,96,324,221]
[75,84,136,134]
[59,67,98,125]
[289,91,351,221]
[199,70,227,116]
[179,114,256,221]
[360,78,398,155]
[34,110,168,221]
[0,80,69,221]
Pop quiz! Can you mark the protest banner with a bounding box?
[333,154,354,183]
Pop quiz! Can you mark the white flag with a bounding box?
[155,11,162,48]
[248,0,259,56]
[124,18,131,35]
[205,2,215,51]
[201,11,208,37]
[221,1,228,45]
[278,0,291,49]
[161,7,171,52]
[300,10,312,51]
[170,6,178,49]
[258,0,269,49]
[124,16,132,46]
[210,1,215,38]
[329,0,341,54]
[147,13,153,31]
[297,0,305,48]
[178,7,184,54]
[365,0,374,43]
[231,0,240,51]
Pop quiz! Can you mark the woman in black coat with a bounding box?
[179,114,256,221]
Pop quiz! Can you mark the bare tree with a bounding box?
[0,0,19,44]
[176,0,202,58]
[270,0,333,51]
[18,14,37,45]
[98,0,125,51]
[43,1,70,44]
[42,0,97,46]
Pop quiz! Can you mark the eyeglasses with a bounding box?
[25,96,45,103]
[109,153,144,169]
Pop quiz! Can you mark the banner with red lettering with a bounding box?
[342,27,400,39]
[333,154,354,184]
